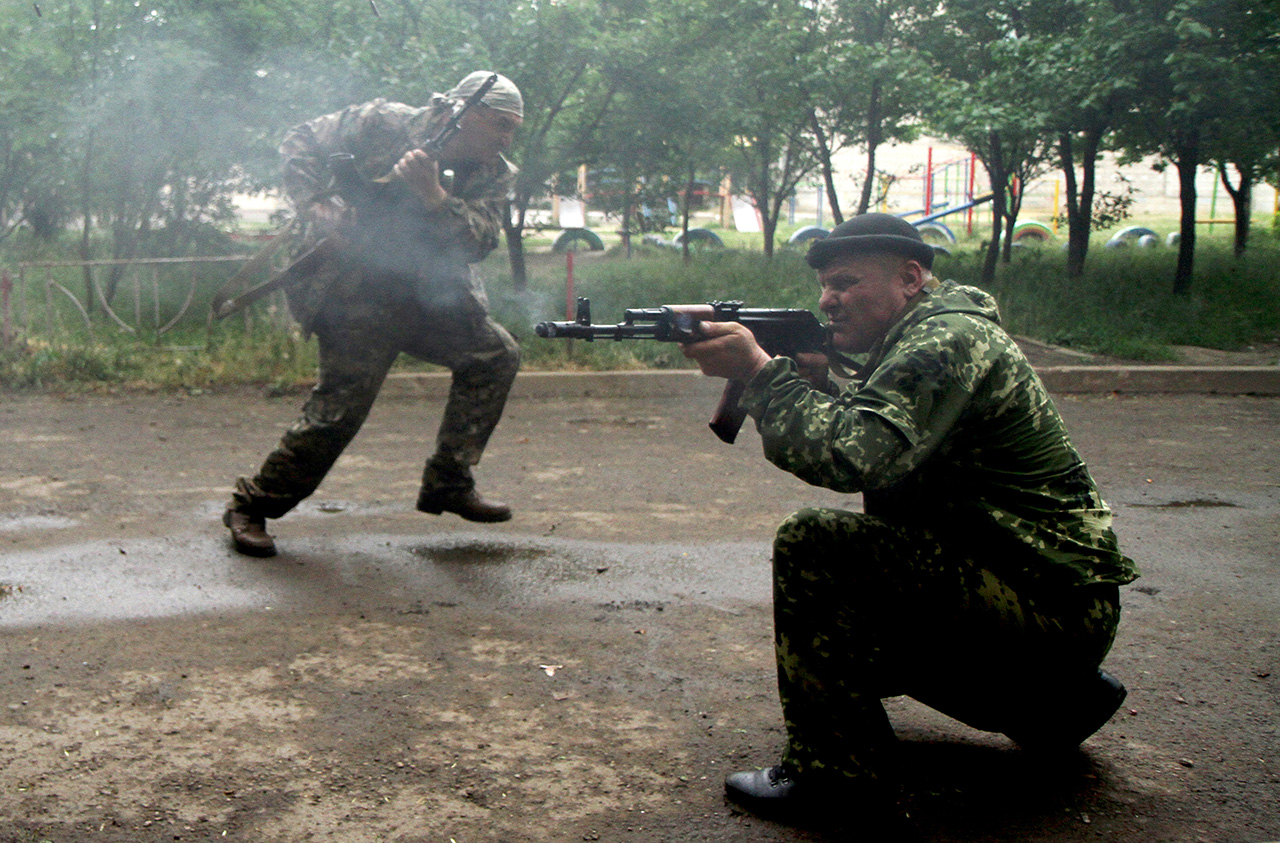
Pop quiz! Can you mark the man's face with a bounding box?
[817,253,926,354]
[445,104,522,163]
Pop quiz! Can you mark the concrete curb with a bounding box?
[382,366,1280,400]
[1036,366,1280,395]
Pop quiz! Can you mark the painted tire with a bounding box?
[788,225,829,244]
[1105,226,1159,248]
[914,221,957,244]
[552,228,605,253]
[672,228,724,248]
[1012,221,1054,242]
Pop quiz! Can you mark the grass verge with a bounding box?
[1,238,1277,389]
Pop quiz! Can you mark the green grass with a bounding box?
[2,226,1277,388]
[943,238,1280,359]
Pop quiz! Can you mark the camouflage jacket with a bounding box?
[278,97,517,332]
[740,281,1139,589]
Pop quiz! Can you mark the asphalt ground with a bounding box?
[0,360,1277,842]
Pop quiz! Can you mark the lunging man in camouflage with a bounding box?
[681,213,1139,821]
[223,72,524,557]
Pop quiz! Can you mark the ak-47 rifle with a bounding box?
[213,74,500,320]
[536,297,835,444]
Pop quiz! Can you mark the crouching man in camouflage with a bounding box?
[681,213,1139,823]
[223,72,524,557]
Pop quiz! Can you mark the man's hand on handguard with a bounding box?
[680,321,774,382]
[393,148,448,210]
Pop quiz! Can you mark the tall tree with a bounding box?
[918,0,1055,283]
[459,0,614,289]
[1109,0,1274,292]
[812,0,927,222]
[1192,0,1280,256]
[0,0,72,243]
[720,0,825,257]
[584,0,739,260]
[1025,1,1142,278]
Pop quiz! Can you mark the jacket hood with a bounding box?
[912,280,1001,325]
[861,280,1002,373]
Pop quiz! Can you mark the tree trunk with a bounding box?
[682,164,695,264]
[621,195,634,259]
[809,110,843,227]
[1172,134,1200,295]
[856,81,883,217]
[502,198,528,292]
[761,201,777,259]
[1059,130,1102,279]
[983,185,1004,284]
[980,135,1005,285]
[1217,162,1253,257]
[79,143,95,314]
[1059,133,1083,277]
[756,153,775,259]
[1001,175,1023,263]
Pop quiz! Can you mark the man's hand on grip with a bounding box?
[393,149,447,210]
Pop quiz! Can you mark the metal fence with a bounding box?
[2,255,256,349]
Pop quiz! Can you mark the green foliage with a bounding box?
[0,337,139,389]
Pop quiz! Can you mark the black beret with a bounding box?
[805,212,934,270]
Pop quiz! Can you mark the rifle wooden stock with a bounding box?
[213,233,342,320]
[708,380,749,444]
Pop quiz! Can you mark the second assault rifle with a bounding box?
[536,297,833,444]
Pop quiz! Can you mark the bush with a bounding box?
[0,339,141,389]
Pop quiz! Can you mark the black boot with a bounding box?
[1006,669,1127,752]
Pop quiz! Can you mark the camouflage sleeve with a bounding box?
[741,314,997,492]
[278,102,377,209]
[740,357,912,492]
[278,119,330,210]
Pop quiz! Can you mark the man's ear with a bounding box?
[899,259,928,296]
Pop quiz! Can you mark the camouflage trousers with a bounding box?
[231,295,520,520]
[772,507,1120,790]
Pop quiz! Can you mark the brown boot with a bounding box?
[222,508,277,557]
[416,488,512,523]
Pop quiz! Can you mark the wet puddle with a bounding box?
[0,514,78,531]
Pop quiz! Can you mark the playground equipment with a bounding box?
[787,225,828,245]
[1104,225,1161,248]
[672,228,724,248]
[903,149,1057,246]
[551,228,605,253]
